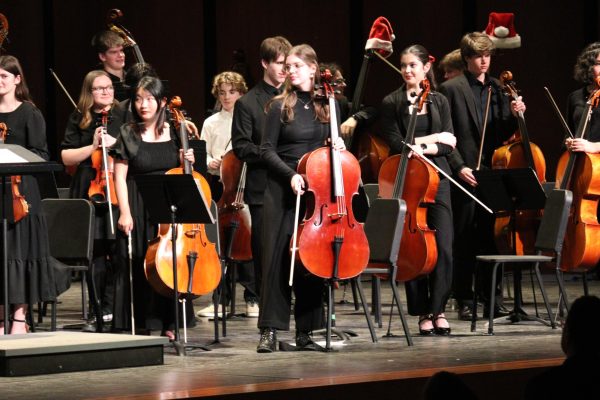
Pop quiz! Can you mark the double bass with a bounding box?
[293,70,369,280]
[144,97,221,297]
[377,79,439,281]
[217,150,252,261]
[106,9,145,63]
[492,71,546,255]
[0,122,28,223]
[555,79,600,272]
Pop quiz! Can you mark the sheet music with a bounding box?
[0,149,28,163]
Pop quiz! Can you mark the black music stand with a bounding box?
[473,167,547,320]
[0,144,62,334]
[135,174,214,356]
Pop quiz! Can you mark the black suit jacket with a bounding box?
[439,73,516,173]
[232,80,278,205]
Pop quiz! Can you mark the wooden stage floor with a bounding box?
[1,272,596,399]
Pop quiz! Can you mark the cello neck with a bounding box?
[329,96,345,198]
[392,81,430,199]
[179,121,192,175]
[515,110,536,170]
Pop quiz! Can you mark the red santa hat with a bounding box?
[484,12,521,49]
[365,16,395,57]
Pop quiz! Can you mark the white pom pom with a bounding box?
[494,26,509,38]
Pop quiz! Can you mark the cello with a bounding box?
[293,69,369,281]
[492,71,547,255]
[144,96,221,298]
[377,79,439,282]
[0,122,28,223]
[217,150,252,262]
[555,79,600,272]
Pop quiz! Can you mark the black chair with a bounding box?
[354,197,413,346]
[40,198,95,331]
[471,189,572,334]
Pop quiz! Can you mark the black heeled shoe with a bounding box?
[257,328,277,353]
[418,315,435,335]
[433,314,451,336]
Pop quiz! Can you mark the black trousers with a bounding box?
[451,182,503,306]
[405,180,453,316]
[249,204,263,299]
[258,179,324,332]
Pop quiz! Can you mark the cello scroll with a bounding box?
[106,9,145,64]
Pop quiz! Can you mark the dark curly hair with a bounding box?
[574,42,600,85]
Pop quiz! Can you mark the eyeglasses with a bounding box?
[92,86,114,93]
[284,62,307,72]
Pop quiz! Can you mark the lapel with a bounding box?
[458,74,482,133]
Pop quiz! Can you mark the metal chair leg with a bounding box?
[534,263,556,329]
[354,278,377,343]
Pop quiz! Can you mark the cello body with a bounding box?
[492,138,546,255]
[296,147,369,280]
[555,151,600,271]
[378,155,439,281]
[217,150,252,262]
[144,168,222,298]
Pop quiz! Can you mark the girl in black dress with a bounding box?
[0,55,58,334]
[379,45,457,335]
[61,70,123,326]
[110,76,194,338]
[257,44,345,352]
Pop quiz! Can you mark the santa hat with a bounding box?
[365,16,395,57]
[484,12,521,49]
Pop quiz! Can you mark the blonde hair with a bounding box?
[77,70,118,129]
[210,71,248,98]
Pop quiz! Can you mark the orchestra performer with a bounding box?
[231,36,291,307]
[0,55,60,334]
[60,70,123,328]
[257,44,345,352]
[439,32,525,321]
[379,44,456,335]
[110,76,195,338]
[91,30,128,101]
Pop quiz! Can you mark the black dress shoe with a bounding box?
[257,328,277,353]
[483,305,511,318]
[295,331,315,349]
[418,315,435,335]
[433,315,451,336]
[458,304,473,321]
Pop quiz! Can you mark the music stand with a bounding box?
[473,167,547,320]
[135,174,213,356]
[0,144,62,334]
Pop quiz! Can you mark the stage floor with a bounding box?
[0,271,596,399]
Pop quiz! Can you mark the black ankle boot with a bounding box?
[257,328,277,353]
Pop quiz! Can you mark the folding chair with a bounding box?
[472,189,572,334]
[354,197,413,346]
[40,198,95,331]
